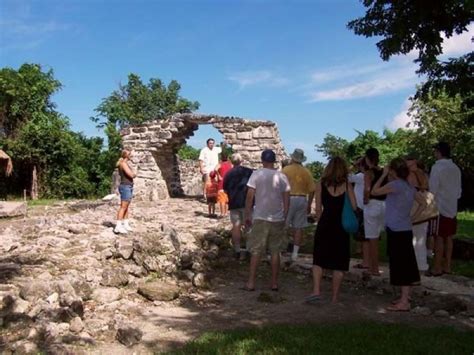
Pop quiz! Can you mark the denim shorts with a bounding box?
[119,184,133,202]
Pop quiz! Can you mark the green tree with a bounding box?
[348,0,473,101]
[315,134,350,160]
[305,161,325,181]
[0,63,106,198]
[177,144,200,160]
[92,73,200,178]
[0,64,61,139]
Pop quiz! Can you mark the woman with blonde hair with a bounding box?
[114,150,137,234]
[307,156,357,304]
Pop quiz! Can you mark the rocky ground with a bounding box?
[0,198,473,354]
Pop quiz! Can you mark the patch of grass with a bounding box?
[457,210,473,239]
[26,199,60,207]
[170,322,474,355]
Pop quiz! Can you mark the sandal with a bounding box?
[240,285,255,292]
[353,263,369,269]
[425,270,443,277]
[386,304,410,312]
[271,286,279,292]
[305,294,322,303]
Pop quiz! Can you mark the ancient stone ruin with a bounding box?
[121,113,287,200]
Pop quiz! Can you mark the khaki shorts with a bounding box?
[247,219,287,256]
[230,208,245,226]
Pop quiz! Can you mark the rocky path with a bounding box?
[0,198,473,354]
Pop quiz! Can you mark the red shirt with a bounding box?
[217,161,233,190]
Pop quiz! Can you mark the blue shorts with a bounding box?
[119,184,133,202]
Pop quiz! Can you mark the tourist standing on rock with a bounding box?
[306,157,356,304]
[243,149,290,291]
[114,150,137,234]
[427,142,462,277]
[372,158,425,312]
[282,148,315,262]
[406,155,430,274]
[199,138,222,200]
[215,152,233,218]
[363,148,386,276]
[223,153,254,259]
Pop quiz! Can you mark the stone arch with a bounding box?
[121,113,287,200]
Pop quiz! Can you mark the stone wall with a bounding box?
[122,113,287,200]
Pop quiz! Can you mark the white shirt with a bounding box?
[429,159,462,218]
[198,146,222,174]
[349,172,364,209]
[247,168,290,222]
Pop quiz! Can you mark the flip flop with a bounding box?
[353,263,369,269]
[386,304,410,312]
[305,294,322,303]
[425,270,443,277]
[271,287,279,292]
[240,286,255,292]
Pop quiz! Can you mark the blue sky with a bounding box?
[1,0,472,162]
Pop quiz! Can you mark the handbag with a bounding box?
[342,185,359,234]
[410,191,438,225]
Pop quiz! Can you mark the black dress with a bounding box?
[313,184,350,271]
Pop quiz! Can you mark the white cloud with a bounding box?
[387,98,415,130]
[0,19,71,35]
[441,23,473,57]
[308,64,418,102]
[228,70,289,89]
[310,63,386,84]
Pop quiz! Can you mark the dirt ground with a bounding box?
[1,201,472,354]
[92,252,473,354]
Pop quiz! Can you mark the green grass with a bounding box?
[300,211,474,278]
[170,322,474,355]
[26,199,61,207]
[457,211,474,239]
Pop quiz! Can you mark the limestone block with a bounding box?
[0,202,26,218]
[132,127,147,133]
[252,126,274,139]
[237,131,252,140]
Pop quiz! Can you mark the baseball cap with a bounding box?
[261,149,276,163]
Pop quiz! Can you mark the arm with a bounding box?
[314,181,322,221]
[371,166,393,196]
[307,191,315,214]
[347,183,357,210]
[120,161,136,179]
[245,187,255,227]
[429,166,439,195]
[282,190,290,219]
[363,172,372,204]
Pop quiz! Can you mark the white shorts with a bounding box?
[363,199,385,239]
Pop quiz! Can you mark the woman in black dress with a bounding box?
[307,157,357,304]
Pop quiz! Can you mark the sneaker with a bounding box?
[114,223,128,234]
[123,221,133,232]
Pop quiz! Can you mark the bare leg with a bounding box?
[311,265,323,296]
[247,254,261,289]
[231,223,242,251]
[293,228,303,247]
[270,253,280,289]
[433,236,444,274]
[444,237,453,273]
[116,201,130,220]
[331,270,344,303]
[369,239,379,274]
[362,241,370,267]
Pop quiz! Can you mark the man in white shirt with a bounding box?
[199,138,222,199]
[428,142,462,276]
[243,149,290,291]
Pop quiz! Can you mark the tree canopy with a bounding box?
[348,0,473,101]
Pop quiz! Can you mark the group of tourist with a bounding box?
[112,137,462,312]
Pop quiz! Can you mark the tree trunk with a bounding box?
[31,165,38,200]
